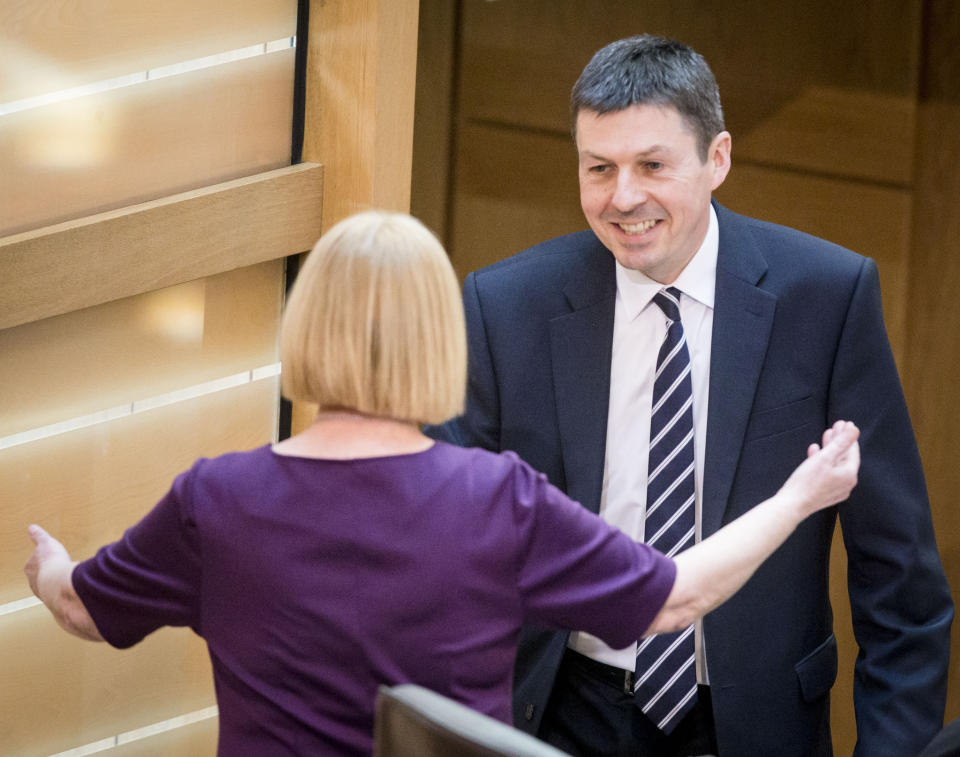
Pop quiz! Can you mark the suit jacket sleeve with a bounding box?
[830,258,953,756]
[425,271,501,451]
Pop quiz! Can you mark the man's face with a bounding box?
[576,104,731,284]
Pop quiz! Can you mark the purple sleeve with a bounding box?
[509,458,675,648]
[71,465,203,649]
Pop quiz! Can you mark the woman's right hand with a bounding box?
[779,420,860,517]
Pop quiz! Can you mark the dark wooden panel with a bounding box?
[903,0,960,726]
[411,0,458,243]
[450,123,583,276]
[456,0,921,184]
[716,164,911,363]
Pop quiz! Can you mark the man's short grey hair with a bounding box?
[571,35,725,161]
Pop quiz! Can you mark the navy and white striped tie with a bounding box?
[634,286,698,733]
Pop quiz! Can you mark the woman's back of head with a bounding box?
[279,210,466,426]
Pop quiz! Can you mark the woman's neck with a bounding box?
[271,409,433,459]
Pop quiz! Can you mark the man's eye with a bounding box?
[589,165,609,174]
[646,161,663,171]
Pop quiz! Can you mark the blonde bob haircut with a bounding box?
[280,210,467,425]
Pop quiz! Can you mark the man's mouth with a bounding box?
[616,219,659,235]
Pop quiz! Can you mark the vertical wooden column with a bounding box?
[292,0,421,433]
[303,0,421,230]
[902,0,960,721]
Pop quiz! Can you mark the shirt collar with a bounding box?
[614,204,719,319]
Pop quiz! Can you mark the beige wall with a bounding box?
[413,1,960,752]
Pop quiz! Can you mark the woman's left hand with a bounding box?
[25,524,72,602]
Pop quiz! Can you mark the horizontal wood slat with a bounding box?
[107,714,219,757]
[0,260,282,438]
[0,163,322,331]
[0,378,279,604]
[1,49,297,237]
[734,86,915,187]
[0,608,214,757]
[0,0,296,102]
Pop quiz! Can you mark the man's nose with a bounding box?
[611,170,648,211]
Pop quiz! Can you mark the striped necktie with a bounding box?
[633,286,698,733]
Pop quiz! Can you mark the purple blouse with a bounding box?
[73,442,675,755]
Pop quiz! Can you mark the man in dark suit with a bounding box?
[428,35,952,756]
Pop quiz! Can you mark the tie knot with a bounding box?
[653,287,682,322]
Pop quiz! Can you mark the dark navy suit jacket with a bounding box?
[429,202,952,756]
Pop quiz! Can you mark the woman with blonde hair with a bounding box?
[26,210,859,756]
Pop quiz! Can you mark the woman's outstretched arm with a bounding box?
[24,525,103,642]
[645,420,860,635]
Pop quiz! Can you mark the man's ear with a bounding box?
[708,131,732,191]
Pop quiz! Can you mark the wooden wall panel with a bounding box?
[0,0,296,102]
[0,48,296,236]
[902,0,960,726]
[0,163,322,331]
[715,165,912,362]
[0,261,282,438]
[1,609,214,757]
[411,0,458,243]
[0,378,279,604]
[108,714,219,757]
[450,123,582,276]
[734,86,915,186]
[455,0,921,181]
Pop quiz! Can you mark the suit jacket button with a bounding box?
[524,703,535,721]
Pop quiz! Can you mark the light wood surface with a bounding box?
[0,261,282,438]
[1,608,214,757]
[0,48,296,236]
[0,163,322,331]
[1,378,279,604]
[108,714,219,757]
[0,0,296,102]
[303,0,420,230]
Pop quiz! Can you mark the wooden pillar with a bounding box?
[303,0,420,230]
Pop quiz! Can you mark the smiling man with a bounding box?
[428,35,951,757]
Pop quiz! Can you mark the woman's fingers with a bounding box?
[820,421,859,464]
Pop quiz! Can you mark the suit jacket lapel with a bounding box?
[703,203,777,536]
[549,238,616,514]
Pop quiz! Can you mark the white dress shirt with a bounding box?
[568,205,718,682]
